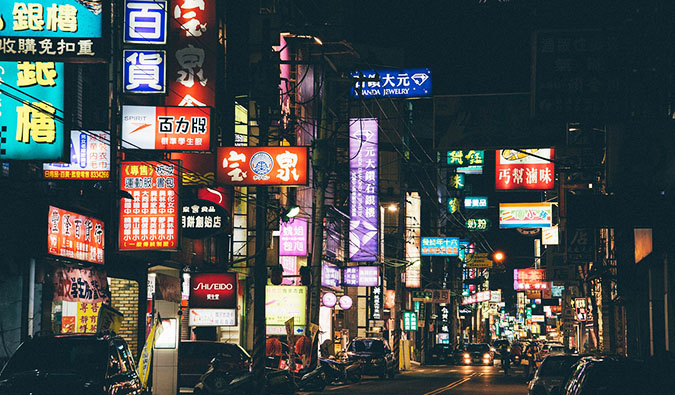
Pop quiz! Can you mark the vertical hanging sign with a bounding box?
[119,161,179,250]
[166,0,216,107]
[405,192,422,288]
[349,118,378,262]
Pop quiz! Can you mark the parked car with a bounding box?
[540,343,565,359]
[528,354,581,395]
[428,344,453,365]
[563,355,645,395]
[179,341,251,389]
[459,343,494,366]
[0,333,142,395]
[345,337,396,379]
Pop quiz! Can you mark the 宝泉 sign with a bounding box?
[0,61,65,161]
[217,146,309,186]
[421,237,459,256]
[189,309,236,327]
[321,261,341,288]
[119,161,179,251]
[122,105,210,151]
[349,118,378,261]
[513,269,548,290]
[180,199,228,239]
[499,202,553,228]
[266,285,307,329]
[123,50,166,94]
[124,0,167,44]
[48,206,104,265]
[403,311,418,331]
[447,150,484,166]
[43,130,110,179]
[279,217,307,256]
[351,68,431,99]
[343,266,380,287]
[0,1,104,61]
[464,196,488,209]
[495,148,555,190]
[189,273,237,309]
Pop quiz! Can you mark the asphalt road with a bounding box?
[301,360,530,395]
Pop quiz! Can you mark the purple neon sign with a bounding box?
[343,266,380,287]
[349,118,378,261]
[321,261,341,288]
[279,218,307,256]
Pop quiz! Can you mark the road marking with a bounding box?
[326,384,353,391]
[422,373,475,395]
[433,369,440,372]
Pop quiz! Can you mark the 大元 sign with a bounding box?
[48,206,104,264]
[189,272,237,309]
[217,146,309,186]
[44,130,110,179]
[352,68,431,99]
[122,105,210,150]
[499,202,553,228]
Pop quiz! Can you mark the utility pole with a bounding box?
[393,189,405,369]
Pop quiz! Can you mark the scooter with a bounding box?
[319,357,363,384]
[194,357,295,395]
[500,352,511,376]
[511,353,521,365]
[288,362,327,392]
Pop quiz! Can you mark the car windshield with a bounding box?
[349,339,384,353]
[467,344,489,352]
[1,337,108,380]
[538,356,580,377]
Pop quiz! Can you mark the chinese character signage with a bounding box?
[166,0,216,107]
[43,130,110,179]
[48,206,104,264]
[465,218,490,231]
[464,196,488,209]
[462,290,491,305]
[343,266,380,287]
[189,309,236,326]
[190,273,237,309]
[279,217,307,256]
[123,50,166,93]
[447,197,460,214]
[499,203,553,228]
[122,105,210,151]
[0,61,65,160]
[280,256,299,286]
[181,199,228,239]
[124,0,167,44]
[351,68,431,98]
[370,286,382,320]
[321,261,341,288]
[119,161,179,250]
[0,1,104,61]
[349,118,378,261]
[403,311,418,331]
[216,146,309,186]
[52,264,110,304]
[495,149,555,190]
[447,150,484,166]
[406,192,421,288]
[266,285,307,329]
[513,269,548,290]
[421,237,459,256]
[449,173,465,190]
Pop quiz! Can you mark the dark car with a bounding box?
[179,341,251,389]
[528,354,580,395]
[428,344,453,365]
[0,333,142,395]
[345,338,396,379]
[458,343,494,365]
[563,355,645,395]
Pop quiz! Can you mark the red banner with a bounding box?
[119,161,179,251]
[495,149,555,190]
[48,206,104,265]
[52,265,110,304]
[166,0,217,107]
[216,146,309,186]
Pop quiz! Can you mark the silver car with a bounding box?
[528,354,580,395]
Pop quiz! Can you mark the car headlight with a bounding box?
[483,353,490,359]
[464,353,470,358]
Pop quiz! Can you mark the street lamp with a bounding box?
[281,205,300,222]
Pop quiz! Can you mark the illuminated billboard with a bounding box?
[48,206,104,265]
[123,49,166,94]
[405,192,422,288]
[351,68,432,99]
[420,237,459,256]
[343,266,379,287]
[43,130,110,179]
[124,0,167,45]
[121,105,211,151]
[349,118,378,261]
[495,149,555,190]
[279,217,307,256]
[499,203,553,228]
[190,273,237,309]
[266,285,306,332]
[513,269,548,290]
[216,146,309,186]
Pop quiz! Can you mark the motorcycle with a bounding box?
[193,357,295,395]
[319,357,363,384]
[500,352,511,376]
[511,353,521,365]
[287,362,327,392]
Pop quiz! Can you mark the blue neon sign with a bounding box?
[351,68,432,99]
[124,0,168,44]
[123,50,166,93]
[0,1,102,38]
[421,237,459,256]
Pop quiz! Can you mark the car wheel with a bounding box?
[388,367,395,379]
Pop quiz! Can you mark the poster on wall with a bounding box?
[349,118,378,261]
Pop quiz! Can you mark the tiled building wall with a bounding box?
[110,278,139,357]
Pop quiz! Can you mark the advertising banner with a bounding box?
[48,206,104,264]
[189,273,237,309]
[349,118,378,261]
[216,146,309,186]
[189,309,236,326]
[266,286,307,330]
[321,261,341,288]
[0,1,105,61]
[403,312,418,331]
[351,68,431,98]
[119,161,179,251]
[0,61,65,161]
[121,105,211,151]
[542,225,559,245]
[462,290,491,305]
[499,202,553,228]
[495,149,555,190]
[420,237,459,256]
[52,264,110,304]
[405,192,421,287]
[97,303,123,335]
[44,130,110,179]
[466,252,493,269]
[343,266,379,287]
[513,269,549,290]
[166,0,216,107]
[279,217,307,256]
[180,199,228,239]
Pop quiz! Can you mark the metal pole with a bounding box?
[648,266,654,356]
[665,254,669,351]
[27,258,35,337]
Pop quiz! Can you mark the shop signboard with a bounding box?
[370,286,382,320]
[216,146,309,186]
[266,285,307,332]
[0,1,105,61]
[119,161,179,251]
[0,61,66,161]
[279,217,307,256]
[513,269,549,290]
[457,165,483,175]
[447,150,484,166]
[405,192,421,287]
[351,68,431,98]
[465,218,490,231]
[44,130,110,179]
[384,289,396,309]
[349,118,378,261]
[180,199,228,239]
[280,256,299,286]
[462,290,491,305]
[495,149,555,190]
[542,225,559,245]
[403,311,418,331]
[464,196,488,209]
[447,197,460,214]
[412,290,432,302]
[123,49,166,94]
[124,0,167,44]
[428,289,451,304]
[52,265,109,304]
[466,252,493,269]
[449,173,465,190]
[343,266,379,287]
[189,309,236,327]
[421,237,459,256]
[499,202,553,228]
[166,0,216,107]
[48,206,104,264]
[321,261,341,288]
[189,272,237,309]
[121,105,211,151]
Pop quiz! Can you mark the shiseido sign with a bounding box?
[190,273,237,308]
